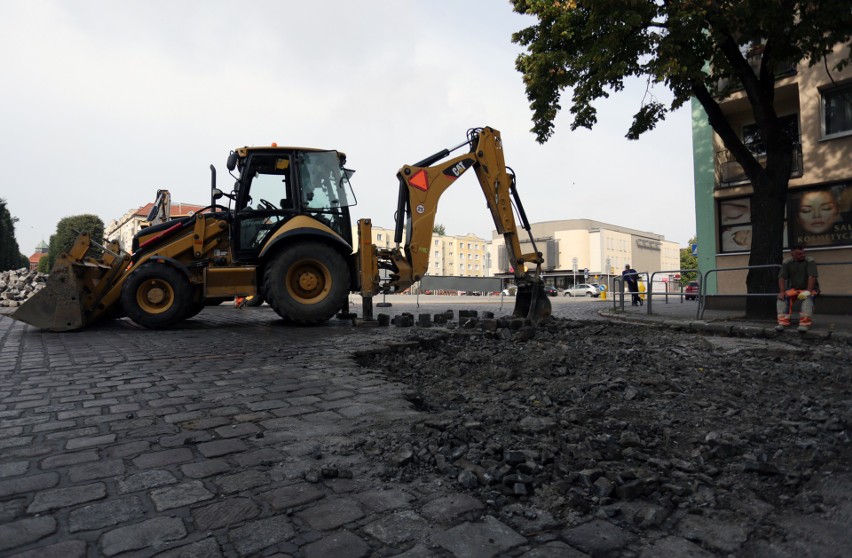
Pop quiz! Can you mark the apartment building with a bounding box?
[488,219,680,289]
[356,224,489,277]
[692,43,852,297]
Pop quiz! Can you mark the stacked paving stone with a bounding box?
[0,267,46,307]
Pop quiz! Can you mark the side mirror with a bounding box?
[227,152,238,172]
[212,188,224,201]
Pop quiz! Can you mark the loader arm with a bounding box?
[359,126,550,322]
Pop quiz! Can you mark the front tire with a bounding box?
[264,242,350,325]
[121,264,192,329]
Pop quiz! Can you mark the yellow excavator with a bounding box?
[12,126,550,331]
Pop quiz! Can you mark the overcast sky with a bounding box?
[2,0,696,258]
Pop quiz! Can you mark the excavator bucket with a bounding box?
[513,283,552,323]
[11,233,130,332]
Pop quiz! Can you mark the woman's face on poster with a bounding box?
[797,190,839,234]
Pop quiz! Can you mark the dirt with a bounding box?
[355,317,852,555]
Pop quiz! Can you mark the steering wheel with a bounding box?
[259,199,278,210]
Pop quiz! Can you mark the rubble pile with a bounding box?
[356,319,851,552]
[0,267,47,307]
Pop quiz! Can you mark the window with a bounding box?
[742,114,799,156]
[475,264,479,270]
[434,262,439,268]
[435,239,439,246]
[468,243,472,249]
[475,254,479,260]
[468,264,472,270]
[434,251,439,258]
[822,83,852,138]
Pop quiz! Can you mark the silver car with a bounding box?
[563,283,599,297]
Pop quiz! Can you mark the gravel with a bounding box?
[355,316,852,552]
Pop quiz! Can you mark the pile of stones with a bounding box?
[0,267,47,307]
[355,319,851,550]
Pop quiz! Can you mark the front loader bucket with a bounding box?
[513,283,552,324]
[12,264,88,331]
[11,232,130,332]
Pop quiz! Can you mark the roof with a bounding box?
[135,202,208,218]
[29,252,47,264]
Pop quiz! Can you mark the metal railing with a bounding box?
[697,264,781,319]
[698,260,852,319]
[609,261,850,319]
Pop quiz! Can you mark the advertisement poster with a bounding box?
[719,198,752,252]
[787,183,852,248]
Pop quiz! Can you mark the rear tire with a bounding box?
[264,242,349,325]
[121,264,192,329]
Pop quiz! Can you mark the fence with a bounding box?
[610,262,851,318]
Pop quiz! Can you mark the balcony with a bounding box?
[715,145,803,187]
[714,49,796,96]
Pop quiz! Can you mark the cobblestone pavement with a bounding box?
[0,297,846,557]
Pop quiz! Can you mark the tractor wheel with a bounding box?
[121,264,192,329]
[181,287,205,320]
[264,242,349,325]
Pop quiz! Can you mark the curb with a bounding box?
[599,310,852,345]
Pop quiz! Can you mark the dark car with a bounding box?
[544,285,559,297]
[684,281,699,300]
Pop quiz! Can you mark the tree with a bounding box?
[512,1,851,317]
[46,215,105,271]
[433,223,446,236]
[0,199,28,271]
[680,236,698,284]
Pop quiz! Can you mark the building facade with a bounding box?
[692,43,852,296]
[28,240,48,271]
[356,224,489,278]
[488,220,680,289]
[105,202,207,252]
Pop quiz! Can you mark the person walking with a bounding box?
[623,264,641,306]
[776,245,819,332]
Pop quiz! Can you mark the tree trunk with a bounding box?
[744,142,791,318]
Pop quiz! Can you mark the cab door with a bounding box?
[234,152,295,261]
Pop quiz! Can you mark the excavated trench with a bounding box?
[355,317,852,553]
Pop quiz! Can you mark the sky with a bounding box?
[1,0,696,259]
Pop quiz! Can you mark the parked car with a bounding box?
[684,281,699,300]
[563,284,599,297]
[544,285,559,297]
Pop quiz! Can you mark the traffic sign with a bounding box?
[691,243,698,256]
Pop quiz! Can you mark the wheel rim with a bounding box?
[136,279,175,314]
[285,258,331,304]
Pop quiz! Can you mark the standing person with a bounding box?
[623,264,641,306]
[776,245,819,332]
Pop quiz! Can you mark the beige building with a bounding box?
[488,219,680,289]
[695,42,852,297]
[356,224,489,278]
[105,202,207,252]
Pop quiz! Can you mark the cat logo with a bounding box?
[442,157,474,178]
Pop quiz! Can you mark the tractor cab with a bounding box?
[222,146,357,261]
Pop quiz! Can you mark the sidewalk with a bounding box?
[601,294,852,343]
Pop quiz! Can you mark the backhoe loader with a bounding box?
[13,126,550,331]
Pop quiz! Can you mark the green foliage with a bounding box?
[432,223,446,236]
[0,199,28,272]
[680,236,698,284]
[46,215,105,271]
[512,0,851,142]
[38,254,51,273]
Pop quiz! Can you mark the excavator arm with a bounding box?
[358,126,551,322]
